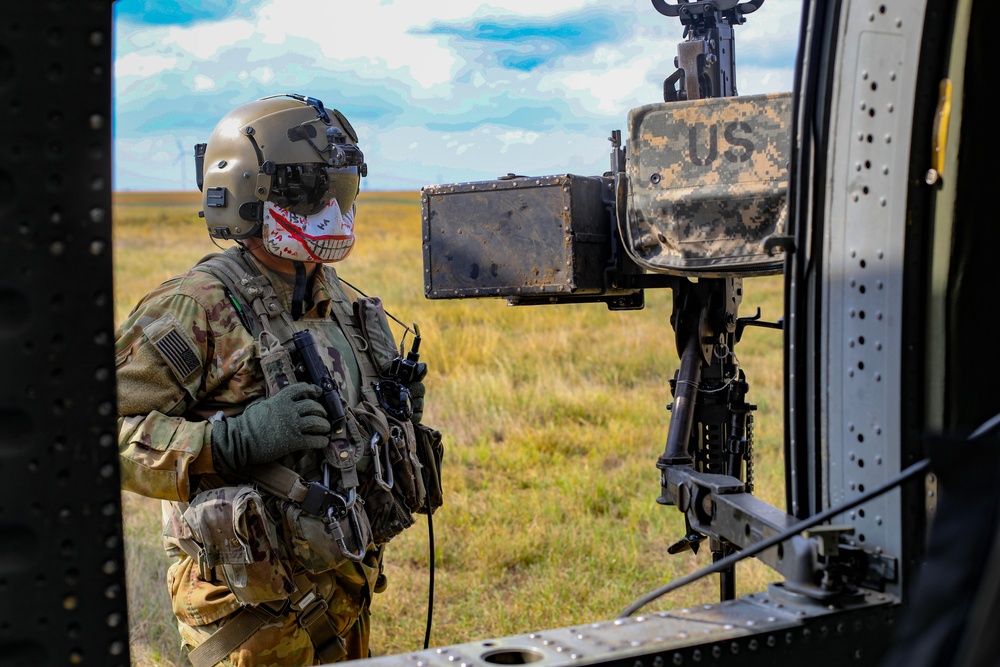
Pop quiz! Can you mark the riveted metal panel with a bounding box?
[348,591,898,667]
[822,1,927,598]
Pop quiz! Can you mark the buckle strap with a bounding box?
[286,574,326,626]
[299,606,345,663]
[174,537,221,585]
[294,591,329,629]
[187,576,346,666]
[248,462,311,504]
[289,573,345,661]
[195,246,297,345]
[255,586,327,625]
[187,606,273,667]
[314,630,347,663]
[248,462,349,518]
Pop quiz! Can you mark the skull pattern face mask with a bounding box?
[261,199,355,263]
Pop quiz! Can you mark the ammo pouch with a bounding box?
[414,424,444,514]
[181,485,294,606]
[356,411,444,544]
[280,497,373,574]
[622,93,791,277]
[354,296,399,377]
[258,330,297,397]
[352,401,421,545]
[247,460,376,573]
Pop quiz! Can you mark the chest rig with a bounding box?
[179,246,440,667]
[194,246,424,560]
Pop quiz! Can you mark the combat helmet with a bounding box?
[195,94,367,240]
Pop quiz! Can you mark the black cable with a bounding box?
[337,276,418,341]
[619,457,933,618]
[423,474,435,650]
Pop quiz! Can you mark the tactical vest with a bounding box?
[176,246,442,667]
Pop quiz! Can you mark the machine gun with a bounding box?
[422,0,797,603]
[647,0,779,601]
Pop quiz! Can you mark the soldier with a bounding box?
[115,94,441,666]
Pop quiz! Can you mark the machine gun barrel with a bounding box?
[659,334,702,469]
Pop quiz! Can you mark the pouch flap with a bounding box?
[355,296,398,376]
[623,92,791,277]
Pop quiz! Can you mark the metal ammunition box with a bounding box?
[421,174,636,303]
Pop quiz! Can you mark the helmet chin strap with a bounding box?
[291,261,307,321]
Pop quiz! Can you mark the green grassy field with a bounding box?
[113,190,786,666]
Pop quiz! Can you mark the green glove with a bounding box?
[211,381,330,474]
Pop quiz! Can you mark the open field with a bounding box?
[113,190,786,665]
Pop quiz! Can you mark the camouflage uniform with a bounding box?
[116,253,386,666]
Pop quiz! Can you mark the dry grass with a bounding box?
[114,190,786,664]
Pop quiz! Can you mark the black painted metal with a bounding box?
[0,2,129,665]
[353,590,899,667]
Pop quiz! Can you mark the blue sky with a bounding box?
[113,0,803,192]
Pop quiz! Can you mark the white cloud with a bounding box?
[164,20,257,59]
[113,0,803,191]
[547,55,660,115]
[115,52,179,79]
[192,74,215,91]
[251,67,275,83]
[373,123,609,187]
[253,0,460,93]
[496,129,541,153]
[737,66,797,96]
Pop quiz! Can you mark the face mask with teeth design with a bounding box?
[261,199,355,263]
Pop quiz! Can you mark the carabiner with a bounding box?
[327,504,367,562]
[370,433,394,492]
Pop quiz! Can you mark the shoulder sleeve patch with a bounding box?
[142,312,203,384]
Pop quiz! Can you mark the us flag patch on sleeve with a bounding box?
[143,312,202,384]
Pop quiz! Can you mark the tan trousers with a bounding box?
[178,606,371,666]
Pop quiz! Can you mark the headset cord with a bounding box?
[423,473,436,650]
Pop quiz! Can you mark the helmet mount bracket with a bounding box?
[256,160,276,202]
[194,143,207,192]
[238,201,264,224]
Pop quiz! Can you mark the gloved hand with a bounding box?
[211,381,330,474]
[406,362,428,425]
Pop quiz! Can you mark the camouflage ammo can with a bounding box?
[421,174,642,305]
[624,92,792,277]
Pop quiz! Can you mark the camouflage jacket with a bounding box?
[116,254,367,503]
[115,249,385,628]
